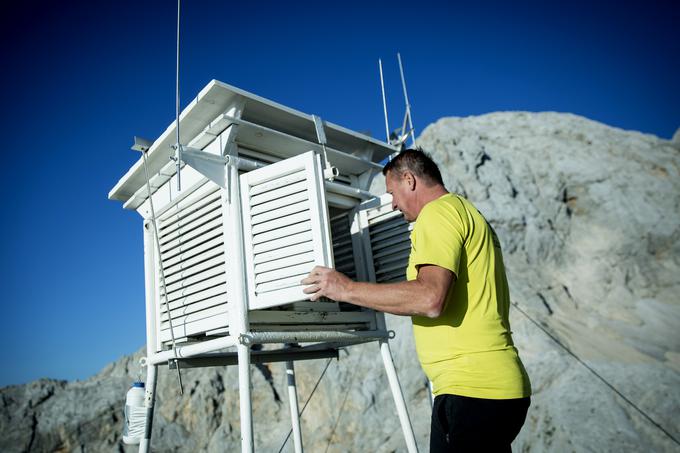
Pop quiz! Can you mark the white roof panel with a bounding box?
[109,80,396,203]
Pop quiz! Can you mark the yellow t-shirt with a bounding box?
[407,193,531,399]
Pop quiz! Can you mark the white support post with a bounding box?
[285,361,304,453]
[138,364,158,453]
[139,220,159,453]
[142,221,159,356]
[379,338,418,453]
[222,137,254,453]
[237,342,253,453]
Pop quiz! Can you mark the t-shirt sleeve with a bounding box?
[410,203,465,277]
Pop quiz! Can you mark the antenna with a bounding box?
[397,53,416,147]
[378,59,390,144]
[174,0,182,191]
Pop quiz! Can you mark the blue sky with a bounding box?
[1,1,678,386]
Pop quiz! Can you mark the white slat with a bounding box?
[254,251,316,274]
[160,292,228,321]
[161,270,226,299]
[252,232,314,255]
[250,190,308,216]
[249,180,307,206]
[252,220,312,245]
[253,241,315,264]
[251,210,311,235]
[161,285,227,312]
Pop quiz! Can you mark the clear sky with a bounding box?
[1,1,678,386]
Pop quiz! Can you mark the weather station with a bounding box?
[109,76,419,452]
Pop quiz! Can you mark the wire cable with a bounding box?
[512,301,679,447]
[141,149,183,395]
[277,358,334,453]
[324,348,365,453]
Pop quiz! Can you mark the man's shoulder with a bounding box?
[415,194,468,232]
[421,193,464,217]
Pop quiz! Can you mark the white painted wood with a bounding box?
[254,251,316,274]
[160,302,229,329]
[159,312,229,343]
[251,211,311,235]
[159,215,223,252]
[162,243,223,277]
[161,272,226,300]
[253,242,315,265]
[240,152,333,309]
[159,197,221,238]
[250,190,309,216]
[162,286,227,312]
[162,254,225,286]
[251,221,313,245]
[252,231,314,255]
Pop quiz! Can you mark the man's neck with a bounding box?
[416,184,448,213]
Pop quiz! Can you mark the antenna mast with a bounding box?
[175,0,182,191]
[378,59,391,144]
[397,53,416,147]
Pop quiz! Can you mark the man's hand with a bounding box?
[301,266,353,302]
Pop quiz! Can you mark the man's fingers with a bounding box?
[302,285,320,294]
[300,275,316,285]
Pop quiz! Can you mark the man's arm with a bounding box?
[301,265,455,318]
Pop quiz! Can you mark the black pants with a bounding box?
[430,394,530,452]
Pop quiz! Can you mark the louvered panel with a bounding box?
[360,194,414,284]
[162,240,224,278]
[250,190,308,216]
[241,151,333,310]
[161,229,224,265]
[161,263,225,296]
[164,285,227,311]
[159,312,229,343]
[160,215,223,254]
[331,213,356,280]
[162,254,225,286]
[253,241,315,264]
[159,196,222,240]
[158,180,220,223]
[160,292,229,322]
[254,251,316,274]
[160,303,228,329]
[155,178,229,347]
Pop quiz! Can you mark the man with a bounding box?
[302,149,531,452]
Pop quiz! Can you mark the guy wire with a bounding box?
[512,301,679,446]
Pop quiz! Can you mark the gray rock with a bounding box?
[2,112,678,452]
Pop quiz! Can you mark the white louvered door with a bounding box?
[155,179,229,347]
[240,151,334,310]
[358,194,413,283]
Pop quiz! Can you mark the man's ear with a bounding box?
[404,171,416,191]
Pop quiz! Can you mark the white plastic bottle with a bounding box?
[122,381,147,445]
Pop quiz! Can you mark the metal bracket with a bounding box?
[312,115,334,178]
[181,146,230,189]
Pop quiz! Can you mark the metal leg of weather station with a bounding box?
[238,342,254,453]
[379,339,419,453]
[285,360,304,453]
[138,364,158,453]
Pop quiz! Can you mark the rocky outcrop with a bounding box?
[2,112,678,452]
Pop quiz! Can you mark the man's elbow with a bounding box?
[423,294,445,318]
